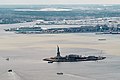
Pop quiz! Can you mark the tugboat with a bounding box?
[43,46,106,62]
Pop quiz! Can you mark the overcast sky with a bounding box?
[0,0,120,5]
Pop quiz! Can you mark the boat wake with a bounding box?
[64,73,96,80]
[8,71,22,80]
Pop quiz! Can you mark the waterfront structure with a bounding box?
[4,25,120,34]
[43,46,106,62]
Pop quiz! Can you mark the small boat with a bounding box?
[6,58,9,61]
[57,72,63,75]
[98,38,106,41]
[48,61,53,63]
[8,69,12,72]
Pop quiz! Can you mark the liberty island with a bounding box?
[43,46,106,63]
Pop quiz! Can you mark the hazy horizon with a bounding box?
[0,0,120,5]
[0,3,120,6]
[0,4,120,5]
